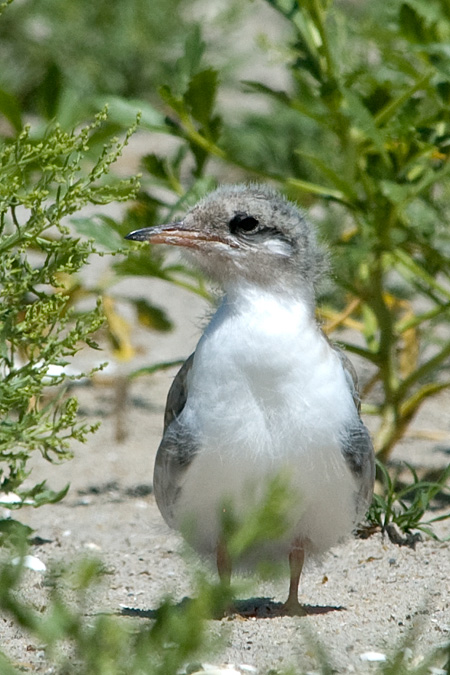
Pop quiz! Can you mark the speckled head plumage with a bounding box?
[126,183,327,299]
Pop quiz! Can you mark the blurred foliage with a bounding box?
[0,0,215,520]
[0,547,448,673]
[0,109,138,511]
[0,486,289,673]
[0,551,225,674]
[0,0,196,126]
[0,515,449,674]
[71,206,209,366]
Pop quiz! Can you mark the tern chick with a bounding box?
[126,184,374,614]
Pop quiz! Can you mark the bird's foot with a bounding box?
[281,597,307,616]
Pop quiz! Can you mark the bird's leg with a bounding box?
[216,537,232,586]
[216,537,234,616]
[283,540,306,616]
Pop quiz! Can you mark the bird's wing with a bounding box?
[332,342,375,519]
[340,416,375,521]
[163,352,195,431]
[153,353,198,528]
[333,343,361,412]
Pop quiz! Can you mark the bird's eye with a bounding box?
[229,212,259,235]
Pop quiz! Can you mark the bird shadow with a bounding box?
[119,596,345,620]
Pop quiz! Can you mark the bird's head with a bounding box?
[126,184,327,300]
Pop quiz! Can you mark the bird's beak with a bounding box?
[125,222,234,250]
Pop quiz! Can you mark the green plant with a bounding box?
[0,550,227,674]
[0,0,197,127]
[0,109,138,515]
[368,461,450,541]
[130,0,450,462]
[0,483,298,674]
[69,201,210,368]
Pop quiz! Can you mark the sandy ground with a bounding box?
[1,272,449,675]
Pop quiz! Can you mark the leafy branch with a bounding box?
[0,110,138,507]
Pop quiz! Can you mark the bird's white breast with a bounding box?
[174,286,360,561]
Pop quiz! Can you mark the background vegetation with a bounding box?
[0,0,449,672]
[124,0,450,463]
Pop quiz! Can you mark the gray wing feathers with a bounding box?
[163,353,195,430]
[153,353,198,528]
[333,344,375,519]
[334,345,362,412]
[340,421,375,520]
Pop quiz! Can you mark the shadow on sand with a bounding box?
[120,596,345,620]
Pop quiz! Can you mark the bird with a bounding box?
[126,183,374,615]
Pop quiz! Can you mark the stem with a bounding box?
[286,176,350,204]
[179,113,226,161]
[320,297,361,333]
[376,381,450,461]
[170,277,212,300]
[366,252,403,460]
[310,0,336,83]
[393,250,450,302]
[361,402,382,415]
[375,405,406,461]
[361,372,380,399]
[397,342,450,400]
[339,342,380,364]
[128,359,185,381]
[375,70,433,127]
[400,381,450,419]
[396,302,450,333]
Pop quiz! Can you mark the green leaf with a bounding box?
[22,481,70,507]
[94,96,166,131]
[296,150,359,202]
[72,216,125,252]
[184,24,206,71]
[393,250,450,302]
[185,68,219,127]
[141,153,170,181]
[242,80,291,104]
[0,651,18,675]
[114,251,170,279]
[0,519,33,546]
[242,80,330,126]
[174,24,207,91]
[374,70,433,128]
[380,180,412,204]
[286,176,352,204]
[38,62,63,120]
[159,85,186,117]
[342,89,390,163]
[133,298,173,332]
[0,88,22,132]
[0,113,137,512]
[400,3,427,42]
[128,359,185,380]
[404,0,446,25]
